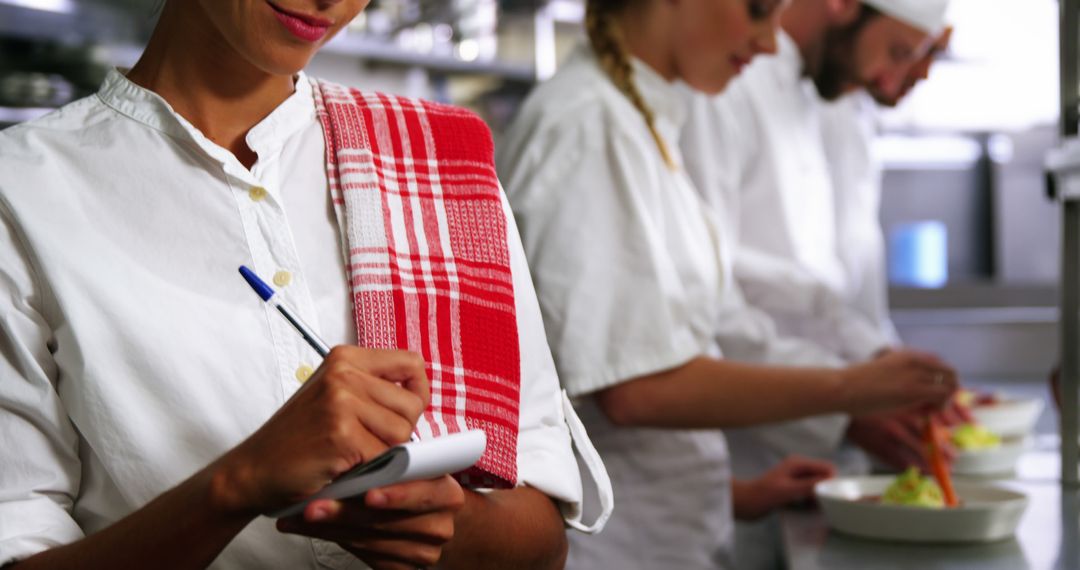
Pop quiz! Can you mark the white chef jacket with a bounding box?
[683,32,893,366]
[498,46,734,569]
[681,33,894,570]
[0,69,611,569]
[821,93,901,345]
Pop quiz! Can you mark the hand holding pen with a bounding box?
[239,266,420,442]
[229,267,463,567]
[204,336,460,564]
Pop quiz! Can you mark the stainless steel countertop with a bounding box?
[781,378,1077,570]
[781,443,1080,570]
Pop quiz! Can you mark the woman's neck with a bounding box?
[616,2,676,82]
[126,3,295,169]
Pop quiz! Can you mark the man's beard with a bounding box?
[812,24,861,101]
[810,7,882,102]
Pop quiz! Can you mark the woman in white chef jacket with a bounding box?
[498,0,959,567]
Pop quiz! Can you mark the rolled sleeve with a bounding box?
[0,499,84,566]
[0,197,84,565]
[502,191,612,534]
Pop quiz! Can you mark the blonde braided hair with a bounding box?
[585,0,678,171]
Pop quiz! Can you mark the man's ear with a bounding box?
[824,0,862,26]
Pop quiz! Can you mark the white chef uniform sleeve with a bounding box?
[502,112,703,398]
[500,190,613,534]
[0,197,85,565]
[734,246,893,362]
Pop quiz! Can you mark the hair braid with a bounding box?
[585,1,678,171]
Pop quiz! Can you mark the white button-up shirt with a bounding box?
[0,69,608,568]
[682,32,893,365]
[499,46,734,570]
[821,93,901,345]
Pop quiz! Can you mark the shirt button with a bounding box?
[295,365,315,383]
[273,270,292,288]
[248,186,268,202]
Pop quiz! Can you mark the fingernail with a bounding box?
[309,506,329,522]
[367,490,388,507]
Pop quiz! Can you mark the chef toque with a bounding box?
[861,0,950,34]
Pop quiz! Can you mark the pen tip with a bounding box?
[239,265,275,302]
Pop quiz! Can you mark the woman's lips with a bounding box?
[268,2,332,43]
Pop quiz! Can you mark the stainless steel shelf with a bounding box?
[0,106,53,125]
[889,283,1058,310]
[321,36,537,82]
[0,3,547,83]
[0,2,145,46]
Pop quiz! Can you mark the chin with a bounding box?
[255,47,320,77]
[813,79,846,102]
[687,72,735,97]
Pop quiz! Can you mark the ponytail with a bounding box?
[585,0,678,170]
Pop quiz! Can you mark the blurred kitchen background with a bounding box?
[0,0,1063,385]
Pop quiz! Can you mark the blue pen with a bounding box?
[239,265,330,358]
[240,265,420,442]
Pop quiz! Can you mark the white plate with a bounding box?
[952,437,1027,476]
[815,476,1028,543]
[970,397,1044,438]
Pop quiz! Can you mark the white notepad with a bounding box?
[271,429,487,519]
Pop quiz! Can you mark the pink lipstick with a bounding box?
[268,2,332,43]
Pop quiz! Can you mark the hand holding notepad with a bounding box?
[236,266,486,518]
[271,429,487,518]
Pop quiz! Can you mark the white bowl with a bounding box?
[815,476,1028,543]
[970,397,1044,438]
[952,437,1027,476]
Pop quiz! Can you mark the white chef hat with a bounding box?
[861,0,950,35]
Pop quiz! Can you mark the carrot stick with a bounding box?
[924,416,959,507]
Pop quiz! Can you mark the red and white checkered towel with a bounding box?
[313,79,519,489]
